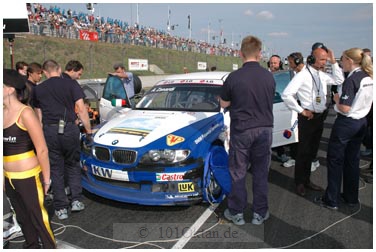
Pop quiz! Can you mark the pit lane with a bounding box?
[4,107,373,249]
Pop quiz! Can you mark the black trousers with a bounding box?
[295,111,327,185]
[324,115,367,206]
[5,167,56,249]
[43,123,82,210]
[362,104,373,149]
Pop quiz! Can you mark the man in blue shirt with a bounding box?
[112,63,135,107]
[220,35,275,225]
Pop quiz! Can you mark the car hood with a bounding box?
[93,110,217,148]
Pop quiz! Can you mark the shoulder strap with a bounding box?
[16,106,32,130]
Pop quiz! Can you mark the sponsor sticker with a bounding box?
[178,182,195,192]
[166,134,185,146]
[165,192,199,199]
[156,173,185,182]
[91,165,129,181]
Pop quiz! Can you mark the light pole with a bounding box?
[218,18,223,46]
[207,22,211,44]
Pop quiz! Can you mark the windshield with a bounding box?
[136,84,221,112]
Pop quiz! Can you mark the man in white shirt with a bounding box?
[282,42,344,197]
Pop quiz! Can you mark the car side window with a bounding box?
[103,76,127,100]
[273,71,292,104]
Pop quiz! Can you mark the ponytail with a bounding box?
[343,48,373,79]
[361,53,373,79]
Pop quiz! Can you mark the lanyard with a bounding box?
[307,66,320,95]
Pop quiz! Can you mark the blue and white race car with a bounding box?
[80,71,297,206]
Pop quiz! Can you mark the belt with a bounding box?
[44,121,76,126]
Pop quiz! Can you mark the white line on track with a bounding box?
[171,203,219,249]
[57,239,82,249]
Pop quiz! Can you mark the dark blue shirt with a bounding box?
[33,76,85,124]
[220,61,275,131]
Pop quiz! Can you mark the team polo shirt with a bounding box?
[220,61,275,131]
[33,76,85,124]
[336,67,373,119]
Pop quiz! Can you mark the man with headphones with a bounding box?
[287,52,304,73]
[268,55,284,72]
[283,52,320,172]
[282,43,344,197]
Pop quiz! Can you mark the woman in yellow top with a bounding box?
[3,69,56,249]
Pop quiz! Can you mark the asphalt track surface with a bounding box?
[4,107,373,249]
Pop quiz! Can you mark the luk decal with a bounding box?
[178,182,195,192]
[156,173,185,182]
[91,165,129,181]
[166,134,185,146]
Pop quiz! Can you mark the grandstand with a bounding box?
[27,3,240,57]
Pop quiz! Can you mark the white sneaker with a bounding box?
[71,200,85,212]
[277,154,290,163]
[55,208,68,220]
[311,159,320,172]
[224,209,245,226]
[251,211,270,225]
[283,159,296,167]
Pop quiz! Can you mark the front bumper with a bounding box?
[81,158,204,206]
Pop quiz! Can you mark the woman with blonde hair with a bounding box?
[315,48,373,210]
[3,69,56,248]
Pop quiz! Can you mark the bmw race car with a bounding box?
[80,71,297,206]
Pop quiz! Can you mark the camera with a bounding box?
[58,119,65,135]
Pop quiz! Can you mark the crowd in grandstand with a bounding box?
[27,3,240,57]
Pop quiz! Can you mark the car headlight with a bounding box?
[140,149,190,164]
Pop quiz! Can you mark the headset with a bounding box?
[267,55,283,70]
[288,52,303,66]
[307,42,328,65]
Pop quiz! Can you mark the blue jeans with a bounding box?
[227,127,272,216]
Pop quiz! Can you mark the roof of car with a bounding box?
[156,71,230,86]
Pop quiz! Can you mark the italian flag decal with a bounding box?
[166,134,185,146]
[111,99,127,107]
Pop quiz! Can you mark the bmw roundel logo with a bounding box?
[112,140,119,145]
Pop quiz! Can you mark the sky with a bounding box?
[1,1,374,59]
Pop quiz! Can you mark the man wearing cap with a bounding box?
[282,42,344,197]
[111,63,135,107]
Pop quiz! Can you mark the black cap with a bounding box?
[113,63,124,70]
[3,69,26,89]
